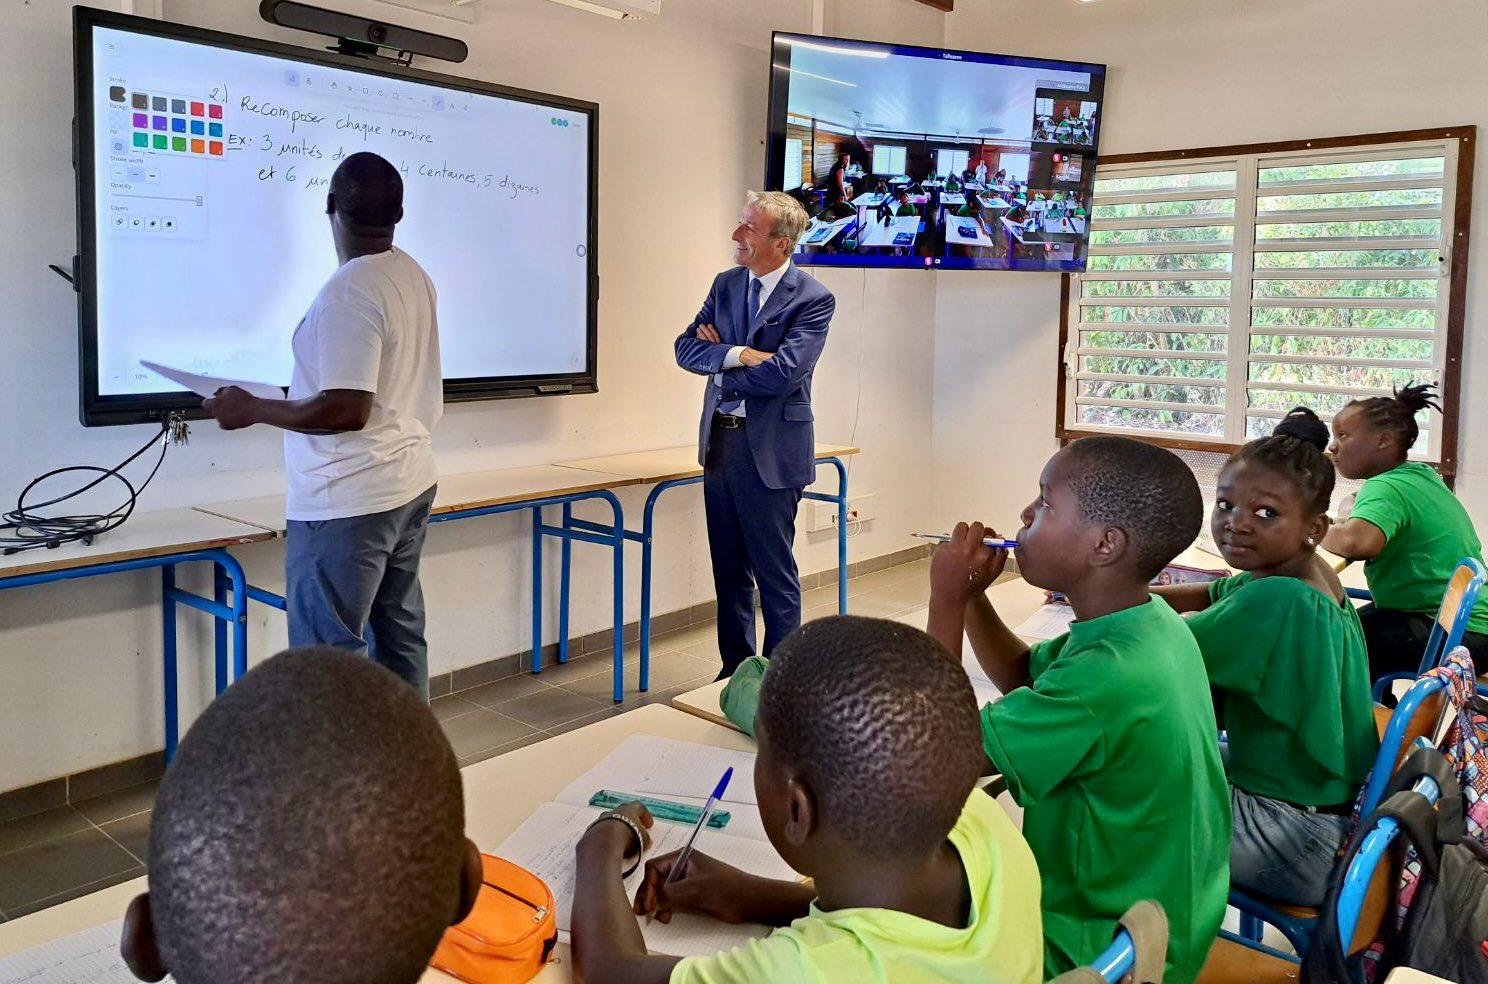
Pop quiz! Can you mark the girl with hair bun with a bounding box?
[1153,407,1377,907]
[1321,382,1488,678]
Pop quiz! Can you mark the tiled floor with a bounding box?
[0,557,934,924]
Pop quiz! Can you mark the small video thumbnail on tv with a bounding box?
[774,35,1103,270]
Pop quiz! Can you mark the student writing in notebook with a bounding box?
[1321,382,1488,678]
[569,615,1043,984]
[1152,409,1377,906]
[119,647,483,984]
[926,437,1230,984]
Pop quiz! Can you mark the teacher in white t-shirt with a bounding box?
[203,152,442,697]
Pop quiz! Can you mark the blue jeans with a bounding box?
[1229,783,1350,907]
[285,485,436,698]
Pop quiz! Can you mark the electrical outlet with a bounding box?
[810,493,876,533]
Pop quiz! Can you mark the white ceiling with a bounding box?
[783,41,1094,141]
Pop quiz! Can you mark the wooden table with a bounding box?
[555,444,860,691]
[0,705,755,984]
[0,508,275,760]
[672,544,1370,732]
[195,464,644,701]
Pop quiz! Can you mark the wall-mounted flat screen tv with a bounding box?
[766,32,1106,272]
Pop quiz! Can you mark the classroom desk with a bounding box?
[671,544,1366,732]
[859,214,921,249]
[940,192,967,207]
[850,191,889,208]
[195,464,644,701]
[945,214,995,248]
[0,508,274,760]
[554,444,859,691]
[0,705,755,984]
[796,215,854,249]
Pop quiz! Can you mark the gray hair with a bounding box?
[746,190,809,243]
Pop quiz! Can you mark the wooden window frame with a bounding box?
[1055,126,1475,479]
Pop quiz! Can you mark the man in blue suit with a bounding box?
[675,191,836,678]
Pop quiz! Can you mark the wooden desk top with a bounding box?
[0,705,753,983]
[555,443,860,485]
[195,464,644,535]
[672,544,1370,732]
[0,508,274,581]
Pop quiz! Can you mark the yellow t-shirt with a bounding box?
[668,791,1042,984]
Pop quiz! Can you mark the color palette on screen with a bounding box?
[114,86,224,157]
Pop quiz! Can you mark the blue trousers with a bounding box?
[1229,783,1349,907]
[703,420,803,678]
[285,485,436,698]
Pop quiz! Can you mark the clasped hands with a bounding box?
[695,324,773,367]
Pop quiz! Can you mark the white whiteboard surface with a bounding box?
[87,22,593,398]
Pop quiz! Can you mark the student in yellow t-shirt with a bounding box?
[1154,409,1377,907]
[927,437,1230,984]
[1322,382,1488,679]
[569,615,1044,984]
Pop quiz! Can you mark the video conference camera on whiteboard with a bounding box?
[260,1,468,65]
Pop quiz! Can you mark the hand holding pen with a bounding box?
[927,521,1010,606]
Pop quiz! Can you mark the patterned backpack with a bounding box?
[1362,648,1488,980]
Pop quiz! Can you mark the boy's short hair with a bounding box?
[1062,435,1203,580]
[757,616,983,858]
[148,647,465,984]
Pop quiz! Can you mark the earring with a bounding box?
[1305,538,1316,547]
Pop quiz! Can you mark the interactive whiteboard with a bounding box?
[75,9,598,425]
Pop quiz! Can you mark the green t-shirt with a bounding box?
[1350,462,1488,634]
[955,204,979,217]
[1188,573,1378,806]
[669,790,1043,984]
[895,203,919,216]
[981,596,1230,984]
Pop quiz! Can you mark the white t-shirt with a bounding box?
[285,247,442,521]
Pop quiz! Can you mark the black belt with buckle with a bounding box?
[714,412,745,429]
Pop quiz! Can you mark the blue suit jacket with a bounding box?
[674,264,835,490]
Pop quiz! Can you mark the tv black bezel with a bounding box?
[765,31,1107,274]
[74,7,600,427]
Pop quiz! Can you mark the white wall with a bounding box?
[0,0,946,792]
[937,0,1488,531]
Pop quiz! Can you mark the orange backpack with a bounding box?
[429,855,558,984]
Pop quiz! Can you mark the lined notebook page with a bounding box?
[0,921,170,984]
[495,801,797,957]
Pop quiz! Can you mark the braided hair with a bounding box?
[1230,407,1335,514]
[1343,382,1441,459]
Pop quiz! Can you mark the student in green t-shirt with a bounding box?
[1153,409,1378,907]
[570,615,1044,984]
[926,437,1230,984]
[1321,382,1488,680]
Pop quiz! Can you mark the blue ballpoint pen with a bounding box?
[912,531,1019,549]
[646,766,734,925]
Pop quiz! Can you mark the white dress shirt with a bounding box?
[713,259,790,416]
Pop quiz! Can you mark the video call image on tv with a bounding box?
[767,33,1106,272]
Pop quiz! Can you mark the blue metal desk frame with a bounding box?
[232,489,633,701]
[623,454,851,692]
[1,548,250,762]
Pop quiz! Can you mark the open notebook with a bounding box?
[495,735,798,959]
[0,920,167,984]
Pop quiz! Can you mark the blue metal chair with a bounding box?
[1371,557,1485,703]
[1049,900,1167,983]
[1335,771,1442,957]
[1086,929,1135,983]
[1226,673,1448,956]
